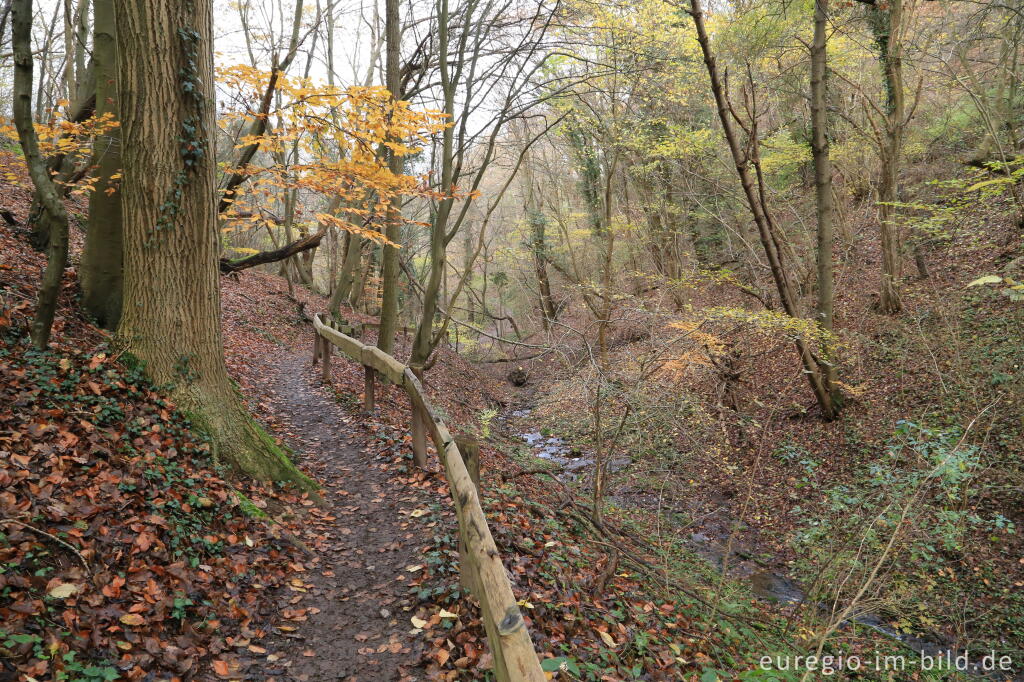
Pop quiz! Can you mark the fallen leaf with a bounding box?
[120,613,145,626]
[47,583,80,599]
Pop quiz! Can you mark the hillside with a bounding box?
[3,0,1024,679]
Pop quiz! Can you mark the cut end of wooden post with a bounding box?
[497,607,524,636]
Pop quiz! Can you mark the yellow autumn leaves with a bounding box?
[216,66,457,244]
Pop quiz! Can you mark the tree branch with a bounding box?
[219,227,325,273]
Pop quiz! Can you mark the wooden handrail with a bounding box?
[311,313,544,681]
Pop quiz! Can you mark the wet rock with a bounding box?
[749,571,805,603]
[507,366,528,386]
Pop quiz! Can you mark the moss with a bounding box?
[247,419,320,494]
[179,409,212,443]
[232,490,269,519]
[180,401,319,495]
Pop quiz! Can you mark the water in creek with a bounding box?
[504,406,1001,678]
[512,408,631,483]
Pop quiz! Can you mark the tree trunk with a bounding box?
[26,58,95,252]
[73,0,88,96]
[410,0,454,368]
[525,161,556,328]
[114,0,314,489]
[81,0,123,329]
[13,0,70,350]
[463,230,476,324]
[377,0,403,355]
[330,233,362,315]
[689,0,839,420]
[810,0,842,405]
[219,227,325,273]
[869,0,905,314]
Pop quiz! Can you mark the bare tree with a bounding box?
[11,0,70,349]
[686,0,841,420]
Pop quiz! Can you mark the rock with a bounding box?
[507,366,528,386]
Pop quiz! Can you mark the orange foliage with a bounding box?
[216,66,458,245]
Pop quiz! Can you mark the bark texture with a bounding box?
[81,0,123,329]
[377,0,403,355]
[114,0,314,488]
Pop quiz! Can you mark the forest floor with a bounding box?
[4,142,1021,681]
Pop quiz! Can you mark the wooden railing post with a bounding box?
[312,330,321,366]
[454,436,481,494]
[454,436,482,598]
[363,365,375,413]
[321,337,331,383]
[410,365,427,469]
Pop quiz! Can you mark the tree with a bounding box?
[11,0,70,350]
[377,0,403,355]
[407,0,557,369]
[865,0,912,313]
[687,0,841,420]
[114,0,313,487]
[218,0,306,216]
[80,0,122,329]
[810,0,839,394]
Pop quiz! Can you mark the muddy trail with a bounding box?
[241,353,429,681]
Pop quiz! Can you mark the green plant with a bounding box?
[478,407,498,438]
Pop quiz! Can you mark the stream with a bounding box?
[501,406,1009,679]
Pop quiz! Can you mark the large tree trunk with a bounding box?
[377,0,403,355]
[81,0,123,329]
[114,0,314,489]
[13,0,70,350]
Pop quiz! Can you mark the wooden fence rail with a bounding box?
[311,313,544,681]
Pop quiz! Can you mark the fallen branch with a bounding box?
[219,228,325,273]
[1,517,91,574]
[500,466,565,480]
[480,351,548,364]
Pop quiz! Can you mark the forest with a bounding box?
[0,0,1021,679]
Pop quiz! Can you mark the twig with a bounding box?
[499,466,565,480]
[1,517,91,574]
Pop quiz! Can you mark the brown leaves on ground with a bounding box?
[0,278,307,678]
